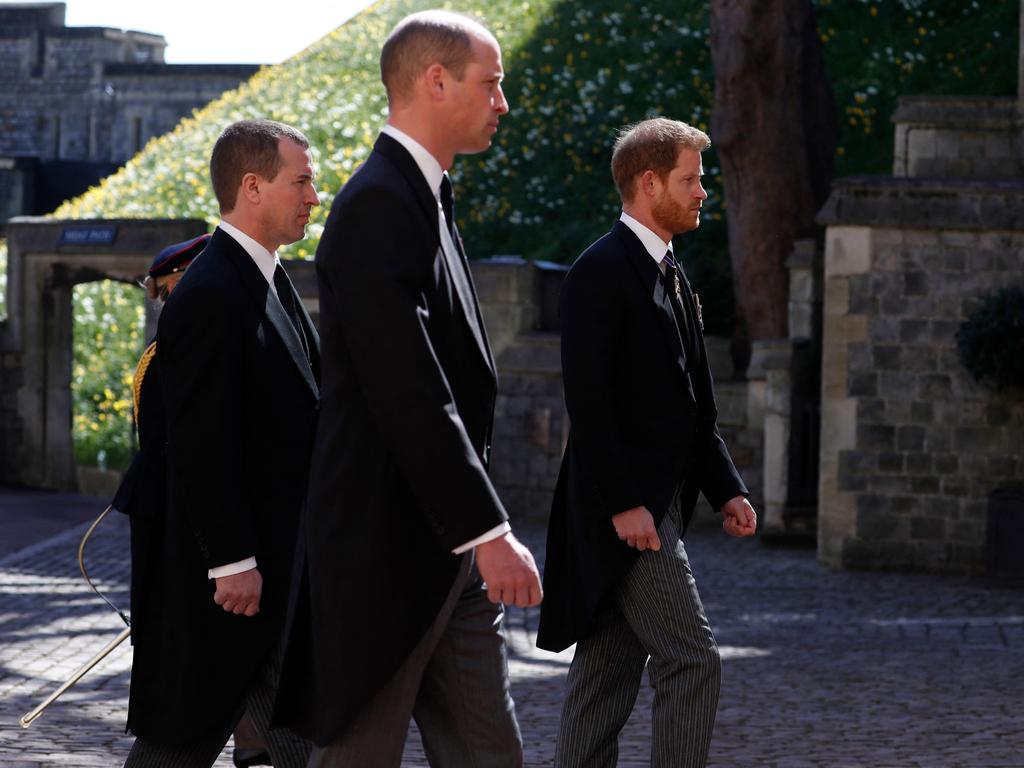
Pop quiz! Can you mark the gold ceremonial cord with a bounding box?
[133,341,157,422]
[21,504,132,727]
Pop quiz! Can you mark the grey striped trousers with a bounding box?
[123,646,311,768]
[554,509,721,768]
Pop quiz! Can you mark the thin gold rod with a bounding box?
[19,625,132,728]
[76,505,130,627]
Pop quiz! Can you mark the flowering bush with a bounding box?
[71,281,145,470]
[41,0,1015,467]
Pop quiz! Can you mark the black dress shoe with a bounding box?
[233,747,272,767]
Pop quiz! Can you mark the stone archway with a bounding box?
[0,217,207,490]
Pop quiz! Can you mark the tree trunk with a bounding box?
[710,0,837,373]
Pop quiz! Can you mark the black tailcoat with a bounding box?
[121,227,320,744]
[536,221,747,653]
[112,343,166,642]
[274,134,507,745]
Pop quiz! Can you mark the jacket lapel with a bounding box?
[613,222,689,378]
[215,228,319,398]
[374,135,496,380]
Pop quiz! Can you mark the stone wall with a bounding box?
[1,218,765,534]
[817,179,1024,574]
[892,97,1021,178]
[475,258,565,524]
[0,4,257,222]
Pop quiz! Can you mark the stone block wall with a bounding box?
[818,179,1024,574]
[0,339,24,484]
[474,258,565,525]
[0,5,258,219]
[892,97,1021,178]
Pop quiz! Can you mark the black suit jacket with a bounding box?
[536,221,747,653]
[124,227,320,744]
[274,133,507,744]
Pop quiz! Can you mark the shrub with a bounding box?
[957,286,1024,391]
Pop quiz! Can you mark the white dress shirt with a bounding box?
[619,210,673,270]
[205,220,282,579]
[380,124,511,554]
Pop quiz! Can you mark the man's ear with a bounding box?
[239,172,260,205]
[639,169,659,200]
[424,63,447,100]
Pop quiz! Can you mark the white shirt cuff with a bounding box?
[452,522,511,555]
[208,557,258,579]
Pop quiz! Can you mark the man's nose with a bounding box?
[495,85,509,115]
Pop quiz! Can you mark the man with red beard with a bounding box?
[537,118,757,768]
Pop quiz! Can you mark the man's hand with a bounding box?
[213,568,262,616]
[612,506,661,551]
[475,532,543,608]
[721,496,757,537]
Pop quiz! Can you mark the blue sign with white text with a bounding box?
[59,225,118,246]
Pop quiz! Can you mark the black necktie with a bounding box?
[662,251,698,364]
[273,264,309,361]
[440,173,456,238]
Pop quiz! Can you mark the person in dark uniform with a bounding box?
[112,234,272,768]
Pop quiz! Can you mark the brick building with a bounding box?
[0,2,259,225]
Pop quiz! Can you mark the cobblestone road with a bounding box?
[1,507,1022,767]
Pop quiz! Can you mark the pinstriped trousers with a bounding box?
[554,508,721,768]
[123,646,311,768]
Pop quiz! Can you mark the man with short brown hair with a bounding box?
[538,117,757,767]
[123,118,320,767]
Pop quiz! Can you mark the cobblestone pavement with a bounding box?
[1,507,1022,767]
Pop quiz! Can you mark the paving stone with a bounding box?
[1,510,1023,765]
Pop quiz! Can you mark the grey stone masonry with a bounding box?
[817,201,1024,573]
[0,3,258,222]
[474,257,566,525]
[0,217,209,491]
[892,96,1021,178]
[3,495,1023,766]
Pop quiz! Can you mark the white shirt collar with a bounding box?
[218,219,279,290]
[381,124,446,199]
[619,211,673,266]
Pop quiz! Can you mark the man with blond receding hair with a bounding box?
[537,117,757,767]
[274,10,539,767]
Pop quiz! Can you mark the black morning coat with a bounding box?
[113,227,320,745]
[536,220,748,654]
[273,133,508,745]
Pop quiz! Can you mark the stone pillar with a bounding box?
[817,225,872,567]
[759,239,821,539]
[757,339,793,532]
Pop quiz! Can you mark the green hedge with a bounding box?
[47,0,1017,467]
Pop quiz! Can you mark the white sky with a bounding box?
[10,0,378,64]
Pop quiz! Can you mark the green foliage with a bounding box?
[815,0,1018,176]
[51,0,1018,465]
[71,280,146,470]
[956,286,1024,391]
